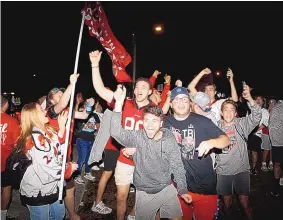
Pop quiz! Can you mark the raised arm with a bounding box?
[187,68,211,96]
[239,84,262,135]
[149,70,161,88]
[89,50,114,103]
[159,74,171,108]
[53,73,79,114]
[74,98,95,119]
[110,85,139,147]
[227,68,238,102]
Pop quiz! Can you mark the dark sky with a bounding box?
[2,1,283,105]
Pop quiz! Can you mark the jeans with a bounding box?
[27,200,65,220]
[76,138,94,173]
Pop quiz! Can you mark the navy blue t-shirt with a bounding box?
[163,113,225,195]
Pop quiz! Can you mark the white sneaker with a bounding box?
[268,162,274,171]
[99,162,104,168]
[84,173,96,181]
[280,177,283,186]
[91,201,112,214]
[127,215,136,220]
[75,176,85,184]
[91,165,100,171]
[261,163,268,172]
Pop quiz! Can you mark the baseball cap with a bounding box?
[170,87,190,101]
[192,92,211,111]
[47,88,65,101]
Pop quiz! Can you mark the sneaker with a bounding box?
[91,201,112,214]
[91,165,100,171]
[280,177,283,186]
[75,176,85,184]
[99,162,104,168]
[127,215,136,220]
[130,186,135,193]
[250,168,258,176]
[84,173,96,181]
[261,163,268,172]
[268,162,273,171]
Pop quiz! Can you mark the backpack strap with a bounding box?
[234,123,248,143]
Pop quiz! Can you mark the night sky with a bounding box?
[2,1,283,106]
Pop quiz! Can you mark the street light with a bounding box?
[153,24,164,34]
[216,72,220,76]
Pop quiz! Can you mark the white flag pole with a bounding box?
[59,11,85,201]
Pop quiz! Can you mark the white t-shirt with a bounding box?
[255,108,269,138]
[210,99,226,122]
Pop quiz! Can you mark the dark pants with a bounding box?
[76,138,93,174]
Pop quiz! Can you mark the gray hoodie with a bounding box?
[110,111,188,195]
[216,102,262,175]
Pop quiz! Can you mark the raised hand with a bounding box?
[153,70,162,78]
[242,84,252,101]
[113,84,127,103]
[227,68,234,82]
[86,98,95,106]
[70,73,80,85]
[89,50,102,65]
[200,68,211,75]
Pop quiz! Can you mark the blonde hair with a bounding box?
[16,102,55,152]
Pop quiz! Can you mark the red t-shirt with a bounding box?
[105,98,153,166]
[1,112,20,172]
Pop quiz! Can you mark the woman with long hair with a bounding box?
[18,102,78,220]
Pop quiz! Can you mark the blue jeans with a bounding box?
[27,200,65,220]
[76,138,94,173]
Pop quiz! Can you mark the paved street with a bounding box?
[6,146,283,220]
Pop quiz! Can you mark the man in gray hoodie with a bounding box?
[109,85,191,220]
[216,84,262,219]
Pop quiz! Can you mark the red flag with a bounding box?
[82,2,132,83]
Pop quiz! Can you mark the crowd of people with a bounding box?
[1,49,283,220]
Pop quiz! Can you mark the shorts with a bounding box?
[104,149,119,171]
[135,184,182,220]
[217,171,250,196]
[1,171,11,188]
[261,134,272,150]
[272,146,283,164]
[178,192,217,220]
[248,135,262,152]
[114,161,135,186]
[66,177,75,190]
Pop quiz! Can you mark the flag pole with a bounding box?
[132,33,137,92]
[59,11,85,201]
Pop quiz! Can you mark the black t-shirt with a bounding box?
[163,113,225,195]
[75,112,100,141]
